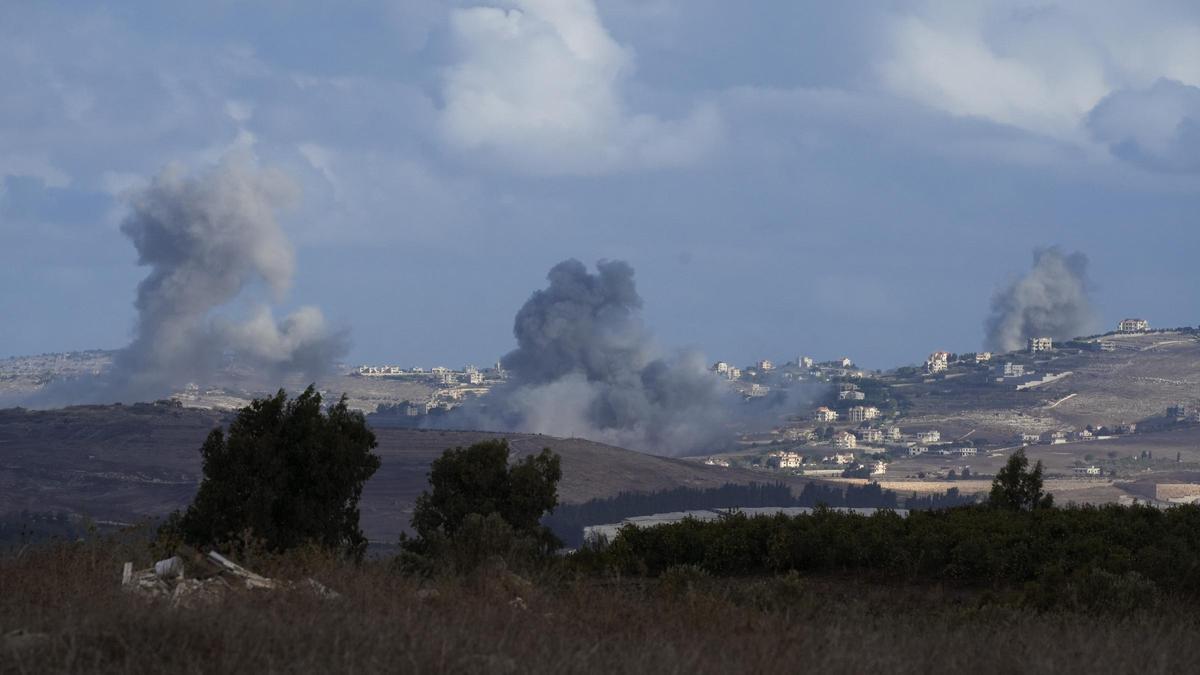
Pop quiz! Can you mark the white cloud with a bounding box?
[877,1,1200,152]
[1088,79,1200,173]
[878,7,1109,141]
[0,154,72,188]
[439,0,720,174]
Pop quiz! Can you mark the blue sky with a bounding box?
[2,1,1199,371]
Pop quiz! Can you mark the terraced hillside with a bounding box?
[894,331,1200,441]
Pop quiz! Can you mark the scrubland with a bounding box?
[4,537,1200,674]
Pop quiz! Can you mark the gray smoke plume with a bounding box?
[447,259,730,456]
[984,247,1095,353]
[32,158,346,405]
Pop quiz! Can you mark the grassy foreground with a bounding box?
[4,541,1200,674]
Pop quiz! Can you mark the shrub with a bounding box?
[402,440,562,574]
[170,386,380,559]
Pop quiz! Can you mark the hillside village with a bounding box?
[5,318,1200,507]
[700,319,1200,505]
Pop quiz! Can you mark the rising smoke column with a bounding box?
[452,259,729,455]
[984,247,1095,353]
[38,158,346,404]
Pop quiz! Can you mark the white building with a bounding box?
[907,446,928,457]
[815,406,839,422]
[997,363,1025,378]
[839,357,853,368]
[847,405,880,423]
[953,447,977,457]
[926,351,950,374]
[1072,465,1102,476]
[757,359,774,371]
[858,428,884,444]
[1028,337,1053,353]
[833,432,858,450]
[799,356,814,368]
[975,352,993,363]
[1118,318,1149,333]
[712,361,731,374]
[916,430,941,444]
[886,426,903,441]
[773,451,803,469]
[747,383,770,397]
[871,460,887,475]
[838,390,866,401]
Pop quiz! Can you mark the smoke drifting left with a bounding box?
[25,157,345,406]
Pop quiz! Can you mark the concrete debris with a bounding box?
[121,548,339,605]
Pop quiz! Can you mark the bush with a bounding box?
[402,440,562,574]
[169,386,380,559]
[587,503,1200,600]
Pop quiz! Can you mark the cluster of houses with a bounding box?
[760,448,887,476]
[814,405,881,422]
[356,363,499,386]
[711,355,859,387]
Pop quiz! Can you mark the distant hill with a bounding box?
[0,404,816,542]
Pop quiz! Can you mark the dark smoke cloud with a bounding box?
[445,259,730,456]
[27,158,346,405]
[984,247,1095,353]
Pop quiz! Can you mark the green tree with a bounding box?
[174,386,380,558]
[988,449,1053,511]
[408,439,562,553]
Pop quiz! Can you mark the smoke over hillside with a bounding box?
[984,247,1095,353]
[445,259,730,455]
[30,159,345,405]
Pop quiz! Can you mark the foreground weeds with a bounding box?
[3,541,1200,674]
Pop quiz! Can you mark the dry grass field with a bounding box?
[5,541,1200,674]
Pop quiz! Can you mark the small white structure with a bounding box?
[858,428,884,444]
[839,357,853,368]
[908,446,928,457]
[1072,466,1102,476]
[916,430,941,444]
[847,405,880,422]
[757,359,774,371]
[833,432,858,450]
[838,390,866,401]
[814,406,839,422]
[997,363,1025,378]
[1118,318,1149,333]
[975,352,993,363]
[773,451,803,469]
[926,351,950,374]
[799,356,814,368]
[1028,337,1053,353]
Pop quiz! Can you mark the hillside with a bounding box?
[0,404,812,542]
